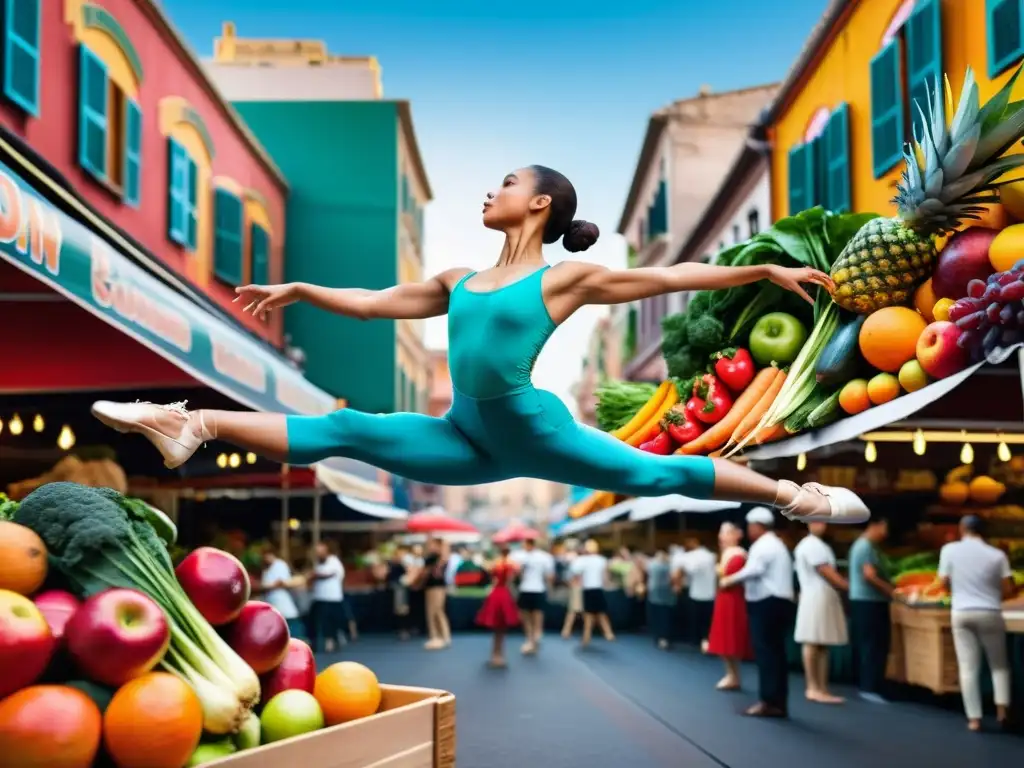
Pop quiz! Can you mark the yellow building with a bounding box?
[767,0,1024,221]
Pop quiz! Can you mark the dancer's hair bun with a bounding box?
[563,220,600,253]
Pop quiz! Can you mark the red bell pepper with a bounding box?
[688,374,733,425]
[639,431,673,455]
[662,407,705,445]
[713,348,755,393]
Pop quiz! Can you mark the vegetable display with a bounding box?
[0,482,385,768]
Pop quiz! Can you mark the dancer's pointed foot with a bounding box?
[777,480,870,524]
[91,400,211,469]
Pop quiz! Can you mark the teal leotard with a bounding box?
[285,267,716,497]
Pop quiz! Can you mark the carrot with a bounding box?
[675,367,779,456]
[626,385,680,447]
[729,369,785,446]
[754,423,788,444]
[611,381,672,440]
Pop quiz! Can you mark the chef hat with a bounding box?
[745,507,775,527]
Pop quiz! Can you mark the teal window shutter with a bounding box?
[787,143,814,214]
[824,104,851,213]
[647,179,668,239]
[123,99,142,207]
[251,223,269,285]
[870,40,905,178]
[167,139,189,245]
[213,188,243,284]
[79,46,108,179]
[988,0,1024,78]
[186,156,198,249]
[3,0,40,115]
[906,0,943,140]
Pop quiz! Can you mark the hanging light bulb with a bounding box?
[216,453,228,469]
[246,452,257,465]
[913,429,926,456]
[864,441,877,463]
[796,453,807,471]
[229,453,241,468]
[9,414,23,436]
[0,417,4,435]
[288,518,300,531]
[960,442,974,465]
[998,440,1012,462]
[57,425,75,451]
[32,414,44,433]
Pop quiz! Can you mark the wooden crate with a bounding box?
[211,686,455,768]
[889,603,959,695]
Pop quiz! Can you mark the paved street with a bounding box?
[324,634,1020,768]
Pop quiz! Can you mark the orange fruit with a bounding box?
[0,685,102,768]
[867,373,901,405]
[988,222,1024,273]
[838,379,871,415]
[103,672,202,768]
[314,661,382,725]
[858,307,927,373]
[932,298,955,322]
[913,279,938,323]
[0,521,48,596]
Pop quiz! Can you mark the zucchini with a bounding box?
[783,387,830,434]
[816,312,867,386]
[806,390,842,428]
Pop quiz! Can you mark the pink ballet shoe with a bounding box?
[91,400,211,469]
[777,481,870,525]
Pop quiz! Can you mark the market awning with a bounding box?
[628,495,741,522]
[0,155,334,417]
[336,494,408,520]
[559,498,634,536]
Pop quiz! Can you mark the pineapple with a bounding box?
[832,64,1024,314]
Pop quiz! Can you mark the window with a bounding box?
[250,223,270,286]
[646,178,668,240]
[988,0,1024,78]
[870,40,905,178]
[906,0,942,140]
[3,0,40,115]
[787,102,851,214]
[748,209,760,236]
[123,99,141,206]
[79,47,107,180]
[213,189,243,284]
[167,138,198,250]
[732,224,740,243]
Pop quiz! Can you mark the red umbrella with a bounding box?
[406,510,478,534]
[492,522,541,544]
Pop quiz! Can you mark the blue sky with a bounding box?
[165,0,829,406]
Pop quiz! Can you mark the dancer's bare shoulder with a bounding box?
[437,267,474,293]
[546,261,605,293]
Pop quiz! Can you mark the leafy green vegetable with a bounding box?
[14,482,258,734]
[595,380,658,432]
[0,493,17,521]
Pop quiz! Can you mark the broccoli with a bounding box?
[14,482,258,733]
[664,345,703,381]
[687,314,726,352]
[686,292,713,317]
[0,493,16,521]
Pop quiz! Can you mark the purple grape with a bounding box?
[956,310,986,330]
[984,283,1002,302]
[986,303,1003,323]
[1014,259,1024,273]
[984,326,1002,352]
[1001,328,1020,346]
[998,271,1018,286]
[948,300,978,323]
[1001,304,1018,326]
[1016,309,1024,325]
[957,329,978,350]
[1001,281,1024,302]
[968,279,988,299]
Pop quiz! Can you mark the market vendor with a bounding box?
[848,517,893,704]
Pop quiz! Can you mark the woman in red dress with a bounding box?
[706,522,754,691]
[476,547,521,667]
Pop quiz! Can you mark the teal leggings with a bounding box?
[286,387,716,498]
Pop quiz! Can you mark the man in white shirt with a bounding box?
[721,507,794,718]
[672,538,717,649]
[259,546,303,638]
[570,539,615,647]
[511,539,555,654]
[308,541,351,652]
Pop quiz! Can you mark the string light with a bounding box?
[796,453,807,471]
[288,518,300,530]
[57,425,75,451]
[245,452,257,465]
[998,441,1012,462]
[864,441,877,463]
[228,453,241,468]
[9,414,23,436]
[216,453,228,469]
[913,429,926,456]
[32,414,44,433]
[960,442,974,465]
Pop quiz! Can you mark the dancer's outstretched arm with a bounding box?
[568,262,833,307]
[234,268,470,321]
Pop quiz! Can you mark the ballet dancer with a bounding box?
[91,166,870,526]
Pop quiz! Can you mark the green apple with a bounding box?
[187,739,236,766]
[234,711,261,751]
[749,312,808,366]
[260,690,325,744]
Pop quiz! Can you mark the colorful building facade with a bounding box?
[769,0,1023,223]
[207,27,432,415]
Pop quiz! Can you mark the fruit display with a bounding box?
[0,482,386,767]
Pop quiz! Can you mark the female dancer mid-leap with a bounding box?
[92,165,868,525]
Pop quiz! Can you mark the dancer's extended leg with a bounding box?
[91,401,502,486]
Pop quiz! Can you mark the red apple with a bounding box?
[227,602,290,675]
[916,321,970,379]
[932,228,999,300]
[33,590,80,643]
[0,588,55,698]
[176,547,251,626]
[259,638,316,704]
[66,588,170,686]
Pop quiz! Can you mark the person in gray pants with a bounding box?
[937,515,1018,731]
